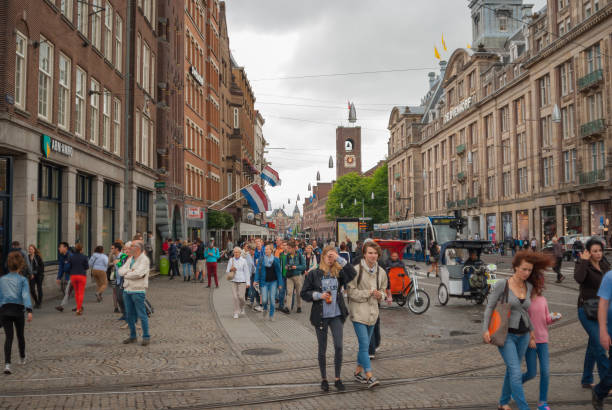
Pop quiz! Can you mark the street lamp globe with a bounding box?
[371,192,375,200]
[328,156,334,168]
[316,171,321,181]
[552,104,561,123]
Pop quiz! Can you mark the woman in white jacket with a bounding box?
[227,247,251,319]
[118,242,150,346]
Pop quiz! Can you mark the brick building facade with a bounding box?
[388,0,611,246]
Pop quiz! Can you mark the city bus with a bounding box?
[373,216,458,261]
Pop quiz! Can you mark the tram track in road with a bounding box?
[0,341,584,402]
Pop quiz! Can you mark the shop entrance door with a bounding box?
[0,157,12,274]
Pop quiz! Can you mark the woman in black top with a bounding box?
[574,238,611,388]
[27,245,44,309]
[301,246,357,392]
[427,241,440,278]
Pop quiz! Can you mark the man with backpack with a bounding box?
[168,239,179,280]
[283,240,306,314]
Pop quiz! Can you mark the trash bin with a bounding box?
[159,255,170,275]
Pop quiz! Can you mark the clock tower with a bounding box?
[336,126,362,179]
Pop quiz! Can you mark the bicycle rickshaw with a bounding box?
[373,239,430,314]
[436,240,498,306]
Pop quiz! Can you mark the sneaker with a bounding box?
[366,376,380,388]
[537,403,551,410]
[4,364,11,374]
[120,322,129,329]
[555,275,565,284]
[296,307,302,313]
[354,371,367,384]
[254,305,263,312]
[122,337,137,344]
[583,383,595,389]
[18,356,26,365]
[334,379,346,391]
[141,339,150,346]
[233,313,239,319]
[320,380,329,392]
[369,354,375,360]
[72,307,77,312]
[240,308,245,315]
[183,277,186,282]
[592,389,604,410]
[282,307,290,314]
[55,306,64,312]
[95,293,102,302]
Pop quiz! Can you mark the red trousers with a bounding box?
[206,262,218,287]
[70,275,87,311]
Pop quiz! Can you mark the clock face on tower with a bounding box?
[344,154,356,168]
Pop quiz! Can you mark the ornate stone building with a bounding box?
[388,0,611,245]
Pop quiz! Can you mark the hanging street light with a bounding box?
[308,183,311,191]
[552,103,561,123]
[371,191,375,200]
[297,194,300,201]
[328,155,334,168]
[316,171,321,181]
[354,198,357,206]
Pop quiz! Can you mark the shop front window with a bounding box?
[502,212,512,241]
[517,210,529,241]
[136,189,150,235]
[102,182,116,253]
[486,214,497,242]
[75,174,92,254]
[37,164,62,262]
[590,201,611,239]
[541,207,557,244]
[563,204,582,236]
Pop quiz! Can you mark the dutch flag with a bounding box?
[241,184,270,215]
[261,166,281,187]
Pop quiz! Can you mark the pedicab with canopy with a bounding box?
[436,240,498,306]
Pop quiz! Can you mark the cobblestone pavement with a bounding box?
[0,263,597,409]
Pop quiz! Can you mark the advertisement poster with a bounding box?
[337,221,359,244]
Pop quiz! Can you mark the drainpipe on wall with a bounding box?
[123,0,134,239]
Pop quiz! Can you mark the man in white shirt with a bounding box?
[118,241,150,346]
[227,247,250,319]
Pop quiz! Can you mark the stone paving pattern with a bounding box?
[0,262,597,409]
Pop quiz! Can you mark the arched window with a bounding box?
[345,139,354,151]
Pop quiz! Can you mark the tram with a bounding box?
[373,216,458,261]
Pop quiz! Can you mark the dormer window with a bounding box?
[499,16,508,32]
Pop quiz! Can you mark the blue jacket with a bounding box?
[169,244,178,260]
[255,257,282,284]
[56,250,73,280]
[204,247,220,263]
[0,272,33,312]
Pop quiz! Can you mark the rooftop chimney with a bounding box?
[428,72,436,89]
[439,60,448,76]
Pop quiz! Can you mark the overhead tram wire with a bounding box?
[256,93,409,106]
[264,114,388,132]
[251,67,439,82]
[256,101,390,112]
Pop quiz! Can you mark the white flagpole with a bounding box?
[207,181,256,209]
[219,196,244,211]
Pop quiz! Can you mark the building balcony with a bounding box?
[467,196,480,208]
[456,144,466,155]
[578,69,603,92]
[578,169,606,185]
[395,191,401,199]
[394,172,401,180]
[457,171,466,182]
[580,119,606,139]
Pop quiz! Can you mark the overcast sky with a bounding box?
[225,0,547,215]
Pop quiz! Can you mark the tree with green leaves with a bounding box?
[207,210,235,230]
[325,163,388,223]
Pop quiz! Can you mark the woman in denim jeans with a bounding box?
[574,238,610,389]
[254,245,282,321]
[483,251,550,410]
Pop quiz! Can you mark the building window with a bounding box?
[58,54,71,130]
[487,175,496,199]
[586,43,601,73]
[75,174,92,255]
[102,89,111,150]
[514,97,525,124]
[136,33,141,85]
[485,114,493,139]
[37,37,53,121]
[540,115,552,146]
[91,0,102,49]
[584,2,592,18]
[558,22,565,36]
[564,149,577,182]
[113,98,121,155]
[561,105,575,139]
[233,108,239,129]
[136,189,150,234]
[500,106,509,132]
[559,61,573,96]
[499,16,507,32]
[542,157,553,187]
[150,53,156,97]
[517,132,527,160]
[142,42,150,93]
[77,0,88,35]
[539,74,550,106]
[502,172,511,197]
[15,31,27,109]
[115,14,123,72]
[518,167,528,193]
[90,79,100,144]
[102,182,116,253]
[37,164,61,262]
[75,67,86,138]
[470,122,478,145]
[591,141,605,171]
[587,92,603,122]
[104,2,113,62]
[487,145,494,169]
[60,0,73,20]
[502,140,510,164]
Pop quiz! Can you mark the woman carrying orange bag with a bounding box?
[482,251,551,410]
